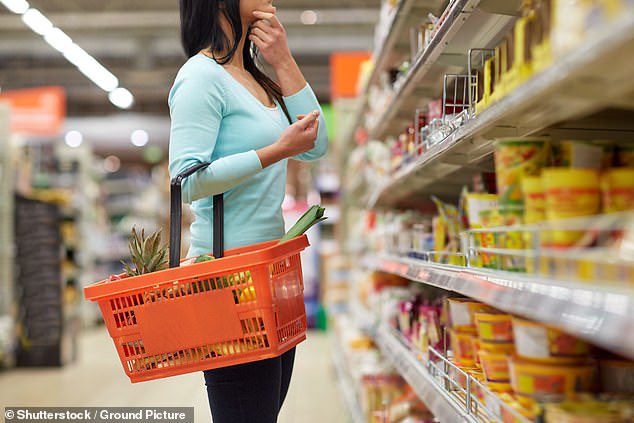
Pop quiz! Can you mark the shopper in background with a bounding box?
[169,0,328,422]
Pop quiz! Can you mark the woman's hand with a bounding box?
[256,111,320,168]
[249,11,293,69]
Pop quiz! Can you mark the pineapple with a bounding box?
[121,226,168,277]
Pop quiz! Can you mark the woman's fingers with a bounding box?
[253,10,282,29]
[250,27,273,44]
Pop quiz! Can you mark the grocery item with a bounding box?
[544,399,631,423]
[449,328,478,367]
[279,204,326,242]
[512,317,590,362]
[447,298,496,331]
[465,193,499,268]
[508,357,595,399]
[479,208,504,269]
[480,341,516,355]
[500,206,526,271]
[599,360,634,394]
[120,226,168,277]
[542,167,600,246]
[494,138,550,205]
[553,141,605,169]
[522,176,546,224]
[601,168,634,213]
[474,312,514,343]
[479,350,511,383]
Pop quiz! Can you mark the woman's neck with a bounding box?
[213,16,250,69]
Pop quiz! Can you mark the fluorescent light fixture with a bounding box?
[21,8,52,35]
[43,27,73,53]
[130,129,149,147]
[0,0,29,14]
[109,88,134,110]
[64,130,83,148]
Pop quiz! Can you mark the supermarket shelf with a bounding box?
[368,0,517,140]
[363,254,634,360]
[343,0,447,145]
[369,10,634,208]
[331,336,366,423]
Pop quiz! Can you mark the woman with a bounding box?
[168,0,328,421]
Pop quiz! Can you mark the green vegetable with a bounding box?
[194,254,215,263]
[279,205,327,243]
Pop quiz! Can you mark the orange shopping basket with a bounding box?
[84,163,309,383]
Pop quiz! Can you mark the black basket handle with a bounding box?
[169,163,224,268]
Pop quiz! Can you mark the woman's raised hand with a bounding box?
[249,10,293,68]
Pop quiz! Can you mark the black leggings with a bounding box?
[203,347,296,423]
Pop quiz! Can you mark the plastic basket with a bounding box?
[84,236,308,383]
[83,163,309,383]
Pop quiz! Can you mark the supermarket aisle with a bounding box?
[0,327,348,423]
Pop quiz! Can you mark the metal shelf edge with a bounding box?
[331,336,366,423]
[364,254,634,360]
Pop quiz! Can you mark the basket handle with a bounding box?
[169,163,224,269]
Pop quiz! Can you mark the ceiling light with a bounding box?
[130,129,149,147]
[21,8,52,35]
[300,10,318,25]
[109,88,134,110]
[43,27,73,53]
[64,130,83,148]
[0,0,29,14]
[103,155,121,173]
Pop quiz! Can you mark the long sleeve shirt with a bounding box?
[168,54,328,257]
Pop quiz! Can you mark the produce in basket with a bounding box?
[120,226,168,276]
[279,205,326,243]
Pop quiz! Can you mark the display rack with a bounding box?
[0,103,15,366]
[368,10,634,208]
[331,335,366,423]
[350,302,532,423]
[363,254,634,360]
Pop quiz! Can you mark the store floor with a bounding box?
[0,327,348,422]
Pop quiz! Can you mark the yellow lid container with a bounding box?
[509,357,595,398]
[542,168,600,246]
[601,168,634,213]
[512,317,589,363]
[474,312,514,343]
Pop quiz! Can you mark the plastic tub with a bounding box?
[508,356,595,399]
[479,350,511,383]
[474,312,514,343]
[512,317,589,363]
[448,298,496,331]
[601,168,634,213]
[449,328,478,367]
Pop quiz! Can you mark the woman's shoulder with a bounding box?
[176,54,225,83]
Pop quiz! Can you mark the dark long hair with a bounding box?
[179,0,290,122]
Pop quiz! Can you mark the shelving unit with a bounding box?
[363,254,634,360]
[368,9,634,208]
[337,0,634,421]
[0,103,15,366]
[331,335,366,423]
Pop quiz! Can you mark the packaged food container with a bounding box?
[447,298,496,331]
[599,360,634,394]
[478,208,503,269]
[508,357,595,399]
[479,350,511,383]
[480,340,515,355]
[499,206,526,272]
[449,328,478,367]
[544,400,626,423]
[512,317,589,362]
[495,139,551,205]
[601,168,634,213]
[474,312,514,343]
[500,393,538,423]
[522,175,546,224]
[542,168,600,247]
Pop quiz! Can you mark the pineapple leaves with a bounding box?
[121,226,169,276]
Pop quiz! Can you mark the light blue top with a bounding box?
[168,54,328,257]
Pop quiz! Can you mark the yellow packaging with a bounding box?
[474,312,514,343]
[480,341,516,355]
[522,176,546,224]
[479,350,511,382]
[479,208,503,269]
[512,317,589,363]
[500,206,526,272]
[432,215,447,263]
[449,328,478,368]
[509,357,595,398]
[601,168,634,213]
[447,298,496,331]
[542,168,600,247]
[544,400,626,423]
[466,194,499,268]
[495,139,551,205]
[555,140,604,169]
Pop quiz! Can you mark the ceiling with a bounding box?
[0,0,379,158]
